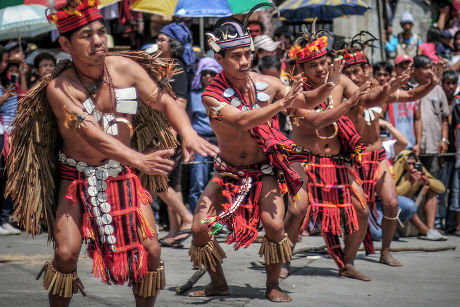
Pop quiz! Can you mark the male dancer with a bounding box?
[339,38,441,266]
[188,15,342,302]
[283,27,372,281]
[6,1,218,306]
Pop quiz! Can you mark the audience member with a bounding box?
[385,11,421,59]
[393,151,447,240]
[33,52,56,80]
[385,54,421,151]
[418,27,441,63]
[0,47,20,235]
[410,56,450,178]
[437,70,459,230]
[188,57,221,214]
[449,88,460,235]
[252,34,280,68]
[156,22,196,247]
[247,20,264,38]
[436,29,454,61]
[373,61,393,86]
[274,25,293,58]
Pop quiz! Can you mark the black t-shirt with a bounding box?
[170,59,190,100]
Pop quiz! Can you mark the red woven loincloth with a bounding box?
[59,162,155,285]
[291,149,365,236]
[353,147,386,254]
[353,147,386,225]
[202,157,279,250]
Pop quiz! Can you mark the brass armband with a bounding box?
[208,102,227,121]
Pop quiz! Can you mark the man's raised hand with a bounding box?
[326,58,345,88]
[282,78,304,108]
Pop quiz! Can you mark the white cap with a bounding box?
[253,35,281,52]
[400,11,414,24]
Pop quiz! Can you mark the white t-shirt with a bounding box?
[382,139,397,159]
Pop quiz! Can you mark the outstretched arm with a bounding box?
[294,81,371,129]
[128,58,219,161]
[389,62,442,103]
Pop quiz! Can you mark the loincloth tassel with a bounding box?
[132,260,165,298]
[259,233,293,265]
[188,238,226,272]
[36,260,86,298]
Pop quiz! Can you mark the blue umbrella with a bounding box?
[173,0,271,17]
[279,0,369,22]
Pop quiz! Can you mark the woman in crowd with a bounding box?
[156,22,196,247]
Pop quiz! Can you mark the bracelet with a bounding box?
[395,88,400,102]
[441,137,450,145]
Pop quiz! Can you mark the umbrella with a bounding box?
[0,0,119,9]
[130,0,179,16]
[0,1,67,9]
[0,4,56,41]
[279,0,369,22]
[130,0,272,17]
[174,0,272,17]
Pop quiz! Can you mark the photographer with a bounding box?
[393,150,447,240]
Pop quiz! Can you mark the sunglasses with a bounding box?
[201,70,217,77]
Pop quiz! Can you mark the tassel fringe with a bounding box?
[132,261,165,298]
[259,234,293,265]
[37,261,86,298]
[189,238,226,272]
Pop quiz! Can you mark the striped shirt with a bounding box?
[0,86,18,134]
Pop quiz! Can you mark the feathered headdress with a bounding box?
[288,18,332,63]
[47,0,103,34]
[207,2,280,53]
[335,31,379,68]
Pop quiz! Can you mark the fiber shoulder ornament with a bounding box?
[6,51,177,237]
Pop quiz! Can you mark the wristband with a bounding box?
[441,138,450,145]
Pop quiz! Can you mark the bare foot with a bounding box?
[379,252,402,267]
[265,287,292,302]
[339,264,371,281]
[188,283,230,297]
[279,262,290,279]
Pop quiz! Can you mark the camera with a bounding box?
[414,162,423,172]
[9,73,18,85]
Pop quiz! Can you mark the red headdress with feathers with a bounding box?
[288,18,331,64]
[335,31,379,68]
[47,0,103,34]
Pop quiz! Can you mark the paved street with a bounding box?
[1,230,459,307]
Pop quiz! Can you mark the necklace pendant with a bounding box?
[88,83,98,95]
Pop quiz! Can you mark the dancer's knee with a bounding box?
[142,237,161,269]
[191,221,212,246]
[383,196,399,217]
[54,245,80,273]
[263,220,285,242]
[287,200,308,218]
[355,202,369,219]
